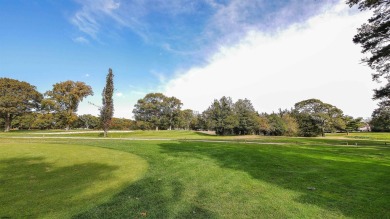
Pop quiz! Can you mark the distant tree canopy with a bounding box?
[133,93,182,130]
[293,99,345,137]
[45,80,93,130]
[348,0,390,100]
[0,78,42,132]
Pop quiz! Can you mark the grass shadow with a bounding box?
[74,177,216,218]
[159,141,390,218]
[0,157,119,218]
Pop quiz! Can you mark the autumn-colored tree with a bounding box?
[0,78,42,132]
[45,80,93,130]
[100,69,114,137]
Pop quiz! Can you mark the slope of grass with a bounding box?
[0,139,148,218]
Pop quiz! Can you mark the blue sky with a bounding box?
[0,0,377,118]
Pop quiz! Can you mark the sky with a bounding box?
[0,0,378,119]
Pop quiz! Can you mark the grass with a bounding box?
[0,139,147,218]
[0,131,389,218]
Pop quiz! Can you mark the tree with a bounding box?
[0,78,42,132]
[45,80,93,130]
[178,109,196,130]
[343,116,364,134]
[204,96,237,135]
[255,114,271,135]
[294,99,345,137]
[370,101,390,131]
[348,0,390,99]
[163,96,183,130]
[133,93,182,130]
[77,114,100,129]
[233,99,257,135]
[100,69,114,137]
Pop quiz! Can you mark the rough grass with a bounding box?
[0,132,389,218]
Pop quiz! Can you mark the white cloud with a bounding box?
[85,73,90,77]
[164,2,377,118]
[116,92,123,97]
[72,36,89,44]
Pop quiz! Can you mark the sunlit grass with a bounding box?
[0,139,148,218]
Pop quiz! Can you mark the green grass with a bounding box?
[0,139,147,218]
[0,131,389,218]
[328,132,390,141]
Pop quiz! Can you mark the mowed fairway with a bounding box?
[1,132,389,218]
[0,139,147,218]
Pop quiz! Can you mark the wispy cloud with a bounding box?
[116,92,123,97]
[71,0,121,39]
[72,36,89,44]
[69,0,339,55]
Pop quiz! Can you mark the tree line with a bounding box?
[132,93,373,136]
[0,69,114,135]
[1,80,388,136]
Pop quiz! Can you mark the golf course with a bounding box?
[0,131,389,218]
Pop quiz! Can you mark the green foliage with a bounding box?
[294,99,345,136]
[204,96,237,135]
[76,114,100,129]
[33,113,55,130]
[178,109,196,130]
[133,93,182,130]
[370,101,390,131]
[0,78,42,132]
[45,80,93,130]
[233,99,257,135]
[100,69,114,137]
[344,116,364,132]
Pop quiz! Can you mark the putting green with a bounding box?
[0,140,148,218]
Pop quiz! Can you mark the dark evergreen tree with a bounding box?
[348,0,390,100]
[100,68,114,137]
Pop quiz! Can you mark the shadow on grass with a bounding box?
[0,157,118,218]
[159,141,390,218]
[74,177,215,218]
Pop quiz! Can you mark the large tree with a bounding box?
[370,101,390,131]
[294,99,345,137]
[45,80,93,130]
[133,93,182,130]
[233,99,257,135]
[0,78,42,132]
[348,0,390,99]
[204,96,237,135]
[100,69,114,137]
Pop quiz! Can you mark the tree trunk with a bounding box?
[4,113,11,132]
[155,126,159,131]
[103,129,108,137]
[65,124,70,131]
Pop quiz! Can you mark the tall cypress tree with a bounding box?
[100,68,114,137]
